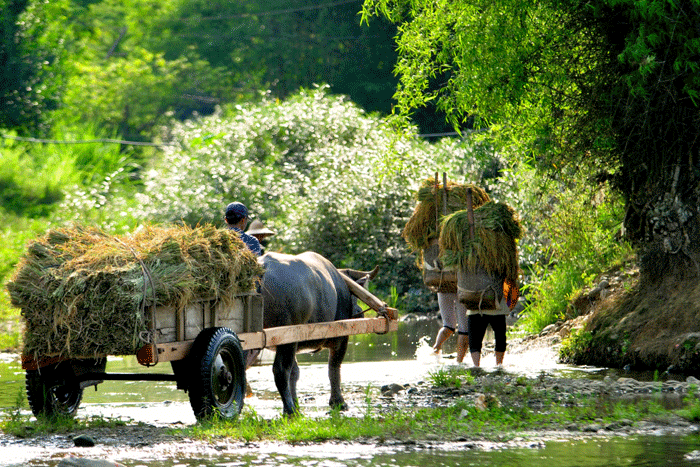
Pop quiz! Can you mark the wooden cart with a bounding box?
[20,274,398,421]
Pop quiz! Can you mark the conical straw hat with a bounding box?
[247,219,276,237]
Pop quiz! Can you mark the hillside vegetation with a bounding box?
[1,87,631,355]
[1,0,646,371]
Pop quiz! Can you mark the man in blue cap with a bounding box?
[224,202,262,256]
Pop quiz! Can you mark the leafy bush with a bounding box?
[59,86,498,311]
[510,169,632,334]
[0,126,132,218]
[559,328,594,363]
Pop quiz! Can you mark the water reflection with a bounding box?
[7,435,700,467]
[0,315,657,411]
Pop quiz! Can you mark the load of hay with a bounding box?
[439,201,523,288]
[402,178,491,252]
[7,224,264,360]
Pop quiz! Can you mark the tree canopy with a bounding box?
[0,0,71,133]
[362,0,700,282]
[1,0,411,139]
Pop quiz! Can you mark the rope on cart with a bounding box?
[115,237,159,365]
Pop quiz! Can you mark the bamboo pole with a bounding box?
[442,172,448,215]
[434,172,440,232]
[466,187,475,239]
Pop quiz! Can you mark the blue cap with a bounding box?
[225,202,248,219]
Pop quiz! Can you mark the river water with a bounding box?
[2,315,700,466]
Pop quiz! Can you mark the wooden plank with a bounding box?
[207,300,214,329]
[237,332,265,350]
[238,317,399,351]
[151,316,398,359]
[148,340,194,363]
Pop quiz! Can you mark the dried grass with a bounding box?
[7,224,264,359]
[439,202,523,283]
[402,178,491,252]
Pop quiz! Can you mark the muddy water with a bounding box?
[2,316,699,467]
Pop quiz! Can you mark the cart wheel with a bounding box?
[26,362,83,418]
[188,327,246,420]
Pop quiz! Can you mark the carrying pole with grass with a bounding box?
[402,175,491,293]
[439,201,523,310]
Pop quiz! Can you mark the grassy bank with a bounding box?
[179,370,700,444]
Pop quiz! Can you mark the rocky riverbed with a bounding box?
[3,332,700,467]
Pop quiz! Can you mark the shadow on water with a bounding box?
[2,315,700,467]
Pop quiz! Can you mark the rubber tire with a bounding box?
[188,327,246,421]
[26,362,83,418]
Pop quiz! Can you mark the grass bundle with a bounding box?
[7,224,264,359]
[439,202,523,284]
[402,178,491,252]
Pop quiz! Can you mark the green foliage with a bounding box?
[364,0,700,283]
[362,0,588,155]
[0,0,73,133]
[0,126,131,217]
[559,328,594,363]
[4,0,405,142]
[153,0,400,116]
[1,398,128,437]
[173,373,678,443]
[60,86,498,309]
[428,366,475,388]
[362,0,700,172]
[0,140,61,218]
[680,388,700,422]
[516,179,632,333]
[520,263,587,333]
[55,47,259,141]
[0,215,46,349]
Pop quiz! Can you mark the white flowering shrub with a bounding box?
[61,86,498,311]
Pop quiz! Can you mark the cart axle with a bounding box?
[79,372,178,382]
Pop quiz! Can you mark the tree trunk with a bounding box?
[624,179,700,284]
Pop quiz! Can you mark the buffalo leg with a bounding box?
[289,357,300,407]
[272,343,299,415]
[327,337,348,410]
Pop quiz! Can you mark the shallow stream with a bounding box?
[2,316,700,466]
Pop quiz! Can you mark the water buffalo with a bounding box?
[257,251,377,415]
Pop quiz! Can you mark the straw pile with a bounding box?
[439,201,523,284]
[7,225,264,359]
[402,178,491,252]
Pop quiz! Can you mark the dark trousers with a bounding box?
[467,313,507,353]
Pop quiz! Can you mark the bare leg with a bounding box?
[471,351,481,367]
[456,334,469,363]
[495,351,505,366]
[433,327,454,353]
